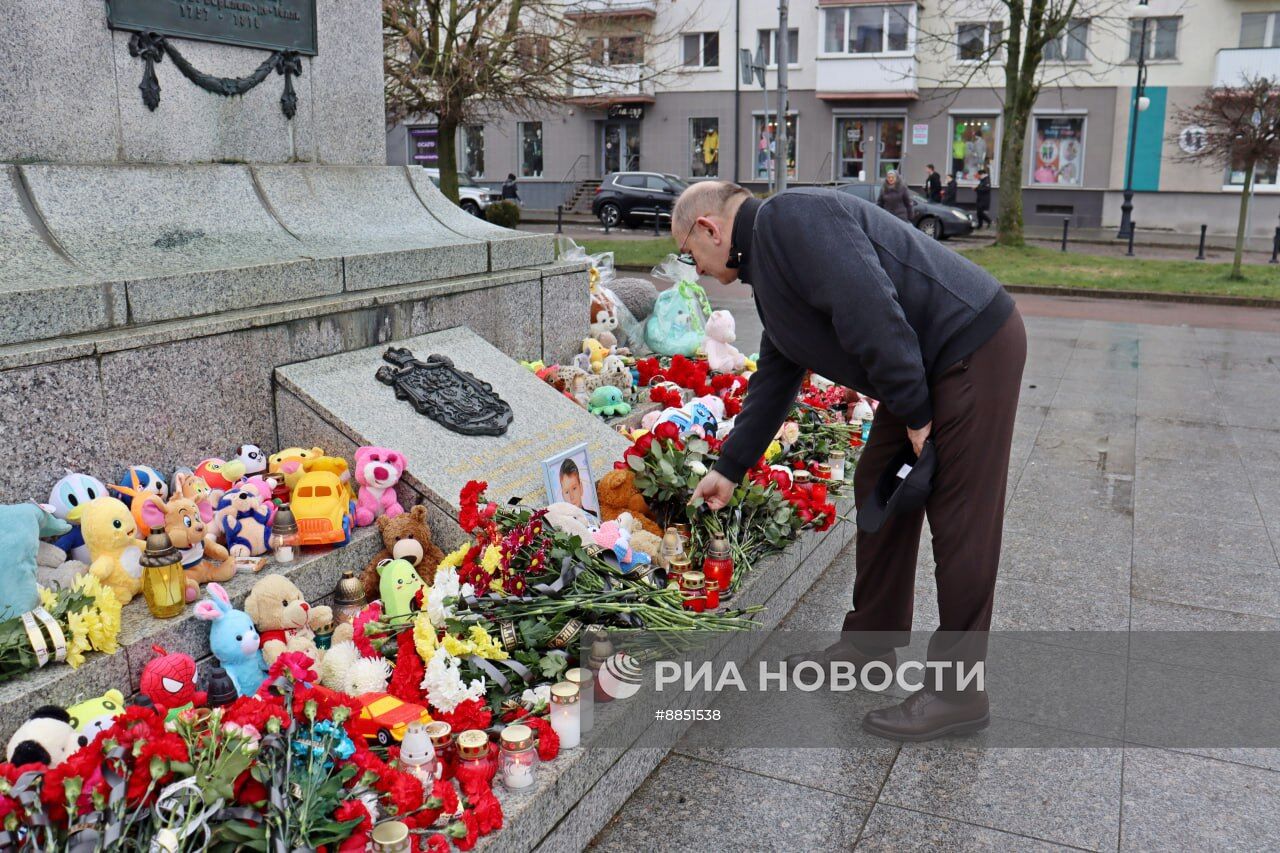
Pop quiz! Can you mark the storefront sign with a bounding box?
[106,0,318,55]
[409,126,439,167]
[911,123,929,145]
[1178,125,1207,155]
[608,104,645,120]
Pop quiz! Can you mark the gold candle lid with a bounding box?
[681,570,705,590]
[705,578,721,592]
[794,469,813,484]
[334,570,366,607]
[668,554,692,571]
[565,667,592,686]
[550,681,580,705]
[141,531,180,567]
[425,720,453,746]
[370,820,409,846]
[500,723,534,751]
[456,729,489,760]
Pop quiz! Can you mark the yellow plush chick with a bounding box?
[82,497,145,605]
[582,338,609,373]
[743,357,757,372]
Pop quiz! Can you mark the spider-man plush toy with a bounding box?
[140,645,207,714]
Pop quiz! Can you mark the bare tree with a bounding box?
[913,0,1133,246]
[1172,76,1280,280]
[384,0,691,205]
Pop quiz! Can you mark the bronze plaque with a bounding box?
[106,0,318,55]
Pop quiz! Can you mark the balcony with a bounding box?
[566,63,654,105]
[815,55,917,100]
[565,1,656,22]
[1214,47,1280,87]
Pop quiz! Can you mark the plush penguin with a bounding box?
[6,705,79,767]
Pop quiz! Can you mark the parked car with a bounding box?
[592,172,688,228]
[835,181,976,240]
[423,168,492,217]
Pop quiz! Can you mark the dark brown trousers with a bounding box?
[843,308,1027,670]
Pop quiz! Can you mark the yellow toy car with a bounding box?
[290,470,354,547]
[353,691,431,746]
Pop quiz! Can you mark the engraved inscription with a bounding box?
[107,0,317,55]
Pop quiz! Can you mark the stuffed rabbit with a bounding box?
[194,583,267,698]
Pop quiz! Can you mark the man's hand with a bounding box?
[908,421,932,457]
[691,470,735,511]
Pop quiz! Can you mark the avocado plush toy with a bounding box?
[0,504,72,621]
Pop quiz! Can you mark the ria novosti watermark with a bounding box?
[653,659,984,695]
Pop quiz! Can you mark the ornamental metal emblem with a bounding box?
[376,348,514,436]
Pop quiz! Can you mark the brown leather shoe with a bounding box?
[861,689,990,742]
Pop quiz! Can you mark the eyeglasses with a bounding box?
[676,219,697,266]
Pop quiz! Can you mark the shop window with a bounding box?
[690,118,720,178]
[1044,19,1088,62]
[1128,17,1179,61]
[753,114,797,181]
[1031,116,1085,186]
[822,5,912,55]
[519,122,543,178]
[462,125,484,178]
[948,115,998,184]
[683,32,720,67]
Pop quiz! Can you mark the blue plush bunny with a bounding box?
[194,583,267,697]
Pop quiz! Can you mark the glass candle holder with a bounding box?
[453,729,496,791]
[499,724,538,790]
[704,578,721,610]
[269,506,299,564]
[680,570,706,613]
[830,451,847,481]
[701,534,734,595]
[565,667,594,733]
[141,531,185,619]
[426,720,454,780]
[550,681,581,749]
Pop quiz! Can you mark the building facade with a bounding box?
[386,0,1280,235]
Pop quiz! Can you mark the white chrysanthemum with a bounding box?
[521,684,551,709]
[426,564,475,628]
[319,641,359,689]
[420,646,486,712]
[347,657,393,695]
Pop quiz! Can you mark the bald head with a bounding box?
[672,180,751,241]
[673,180,753,285]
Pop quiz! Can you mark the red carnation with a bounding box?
[451,809,481,851]
[432,777,460,816]
[523,717,560,761]
[334,799,372,852]
[421,833,451,853]
[431,698,492,734]
[387,629,426,705]
[470,787,504,835]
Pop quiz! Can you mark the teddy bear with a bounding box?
[0,503,72,620]
[244,574,346,666]
[82,497,145,605]
[616,513,661,560]
[595,469,662,537]
[359,505,444,602]
[702,310,747,374]
[353,446,406,527]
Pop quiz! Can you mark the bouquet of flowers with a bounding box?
[0,574,122,682]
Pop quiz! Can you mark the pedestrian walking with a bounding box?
[501,173,521,205]
[877,170,913,223]
[975,169,992,229]
[675,181,1025,742]
[942,172,958,205]
[924,164,942,203]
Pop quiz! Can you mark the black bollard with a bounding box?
[1061,217,1070,252]
[1196,224,1207,260]
[654,212,661,236]
[1271,227,1279,264]
[1126,222,1136,257]
[603,213,610,236]
[556,204,563,235]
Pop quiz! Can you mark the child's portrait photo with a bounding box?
[541,443,599,518]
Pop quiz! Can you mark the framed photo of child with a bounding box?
[541,443,599,518]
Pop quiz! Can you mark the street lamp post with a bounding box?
[1118,1,1152,239]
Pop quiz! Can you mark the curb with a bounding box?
[613,264,1280,308]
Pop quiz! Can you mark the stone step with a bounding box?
[0,164,556,348]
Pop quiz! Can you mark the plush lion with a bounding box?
[596,469,661,537]
[359,505,444,602]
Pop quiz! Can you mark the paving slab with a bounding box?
[856,803,1074,852]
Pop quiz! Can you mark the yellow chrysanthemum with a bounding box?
[481,545,503,574]
[413,612,438,663]
[83,577,122,654]
[65,610,91,669]
[764,440,782,462]
[441,634,475,658]
[468,625,508,661]
[488,577,505,595]
[38,587,57,611]
[439,543,470,571]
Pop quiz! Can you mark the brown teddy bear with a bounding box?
[244,574,346,665]
[596,469,661,536]
[359,505,444,602]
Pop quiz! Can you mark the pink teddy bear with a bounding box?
[353,446,406,527]
[702,310,747,373]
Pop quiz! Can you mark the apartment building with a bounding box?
[385,0,1280,235]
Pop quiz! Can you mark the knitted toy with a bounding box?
[353,446,406,527]
[0,504,71,621]
[703,310,747,373]
[82,497,145,605]
[194,583,267,697]
[592,517,650,573]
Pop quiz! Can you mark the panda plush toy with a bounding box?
[6,705,79,767]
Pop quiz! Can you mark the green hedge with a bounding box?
[485,200,521,229]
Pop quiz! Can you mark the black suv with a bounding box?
[592,172,688,228]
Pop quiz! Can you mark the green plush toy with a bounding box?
[377,558,427,621]
[588,385,631,417]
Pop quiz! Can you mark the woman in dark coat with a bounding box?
[876,170,913,223]
[942,172,959,205]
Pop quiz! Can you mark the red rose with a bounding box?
[652,421,681,443]
[235,768,269,806]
